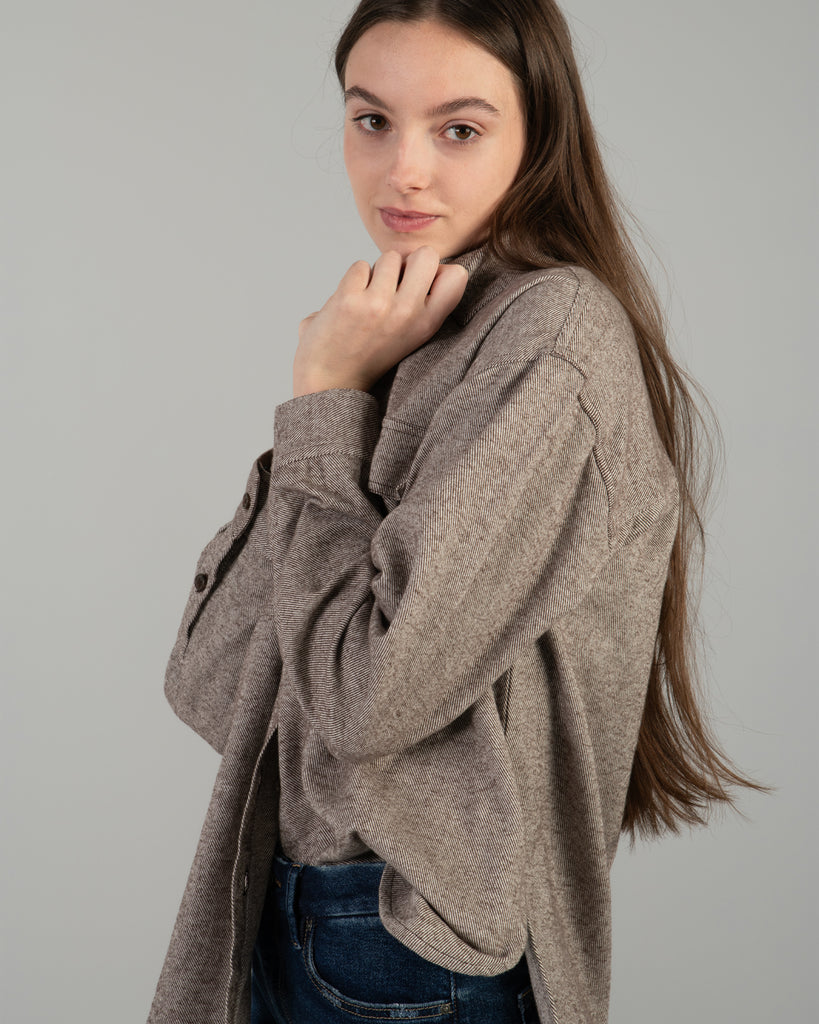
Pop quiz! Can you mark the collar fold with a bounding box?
[442,245,525,326]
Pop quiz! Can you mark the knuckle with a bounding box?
[345,261,372,288]
[337,292,361,316]
[393,297,414,322]
[367,296,389,319]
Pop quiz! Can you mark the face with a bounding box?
[342,19,527,259]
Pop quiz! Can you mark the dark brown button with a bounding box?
[241,492,251,510]
[193,572,208,592]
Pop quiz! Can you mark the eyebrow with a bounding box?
[344,85,501,118]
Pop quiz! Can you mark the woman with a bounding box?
[149,2,766,1022]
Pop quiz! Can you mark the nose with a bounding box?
[386,133,431,193]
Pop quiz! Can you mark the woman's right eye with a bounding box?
[352,114,389,133]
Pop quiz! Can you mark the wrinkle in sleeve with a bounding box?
[269,357,611,763]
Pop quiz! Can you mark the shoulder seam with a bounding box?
[460,349,585,380]
[465,265,588,373]
[468,263,581,321]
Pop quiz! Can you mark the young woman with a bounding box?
[149,2,766,1022]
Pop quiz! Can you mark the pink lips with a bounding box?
[379,207,440,232]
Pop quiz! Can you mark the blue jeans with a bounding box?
[251,846,539,1023]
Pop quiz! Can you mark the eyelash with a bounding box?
[351,114,481,145]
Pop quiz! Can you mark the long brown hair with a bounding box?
[335,0,769,840]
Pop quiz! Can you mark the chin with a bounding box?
[374,234,424,256]
[374,234,460,261]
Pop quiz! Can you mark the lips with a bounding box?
[379,207,440,232]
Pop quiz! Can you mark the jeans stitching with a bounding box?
[517,985,536,1023]
[301,917,453,1021]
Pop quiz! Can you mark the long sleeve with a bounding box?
[269,341,612,764]
[151,260,681,1024]
[164,451,279,753]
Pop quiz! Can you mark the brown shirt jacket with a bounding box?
[148,246,679,1024]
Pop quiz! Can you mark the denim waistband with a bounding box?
[272,847,387,923]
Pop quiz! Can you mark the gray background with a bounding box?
[1,1,815,1021]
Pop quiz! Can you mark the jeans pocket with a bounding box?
[302,913,454,1021]
[517,984,540,1023]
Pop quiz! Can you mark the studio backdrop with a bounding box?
[0,1,815,1022]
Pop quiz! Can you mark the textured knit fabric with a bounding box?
[148,245,679,1024]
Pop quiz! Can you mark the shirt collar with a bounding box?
[442,244,526,327]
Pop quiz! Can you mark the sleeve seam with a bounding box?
[576,387,614,554]
[592,444,614,553]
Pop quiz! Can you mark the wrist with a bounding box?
[292,375,371,398]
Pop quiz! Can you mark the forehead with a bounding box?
[344,19,520,110]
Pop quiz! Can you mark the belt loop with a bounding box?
[285,862,304,949]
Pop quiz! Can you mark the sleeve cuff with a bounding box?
[272,388,382,468]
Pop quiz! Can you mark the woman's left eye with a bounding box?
[445,124,479,143]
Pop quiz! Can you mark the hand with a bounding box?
[292,246,468,397]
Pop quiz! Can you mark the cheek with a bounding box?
[342,134,357,185]
[488,144,524,208]
[468,159,518,215]
[343,134,365,182]
[344,143,380,203]
[505,129,527,188]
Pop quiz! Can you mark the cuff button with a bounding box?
[194,572,208,592]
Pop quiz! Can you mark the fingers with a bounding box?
[368,250,404,299]
[345,247,449,305]
[396,246,441,299]
[424,262,468,327]
[298,247,468,395]
[335,246,465,341]
[384,247,466,334]
[338,259,373,294]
